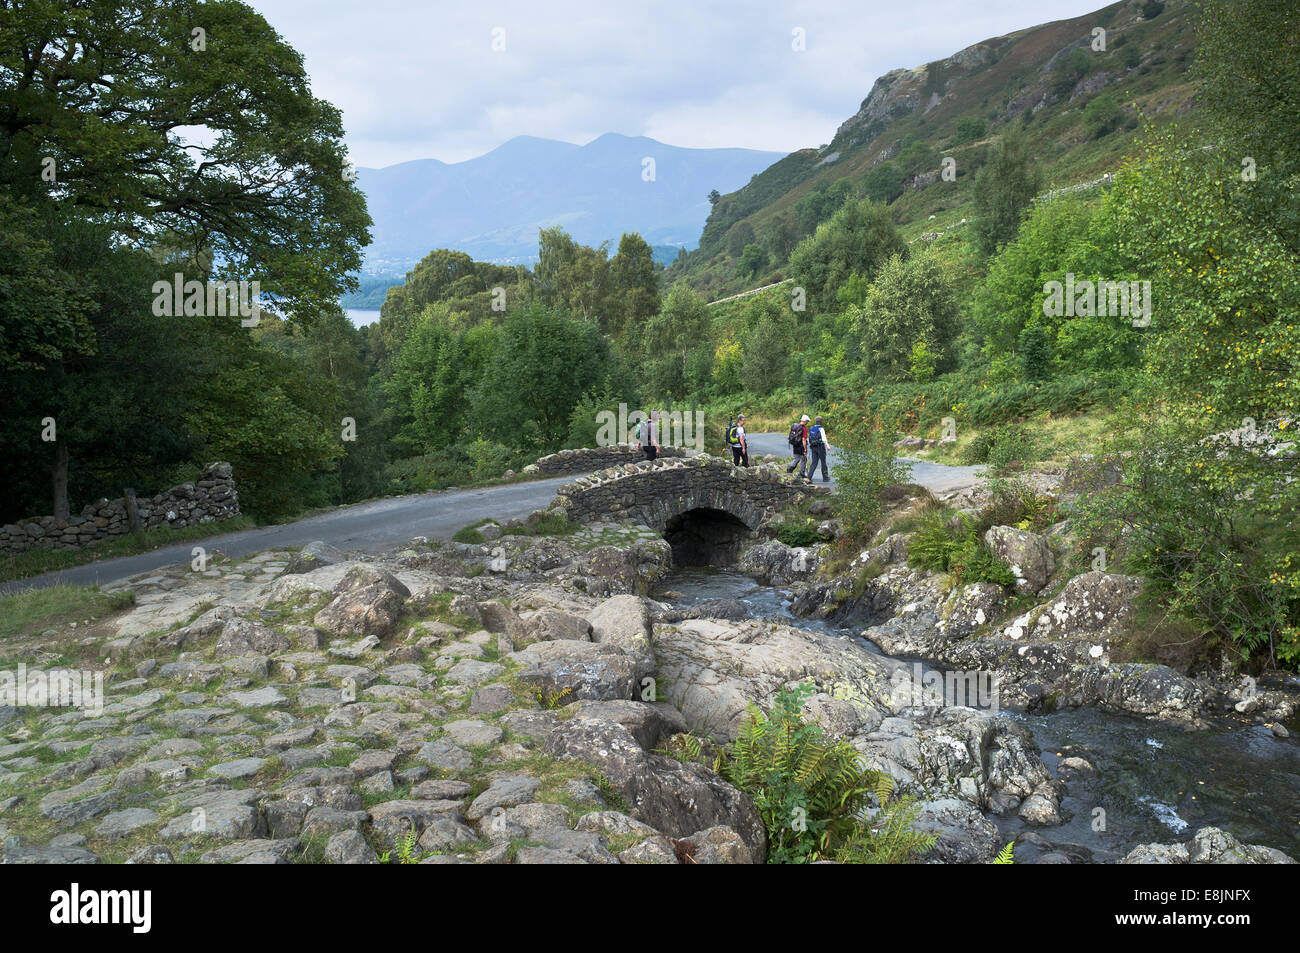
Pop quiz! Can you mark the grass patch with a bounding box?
[0,515,256,584]
[0,584,135,640]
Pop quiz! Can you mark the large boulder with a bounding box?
[1052,663,1206,722]
[983,526,1055,593]
[654,618,897,741]
[313,565,410,638]
[1121,827,1296,864]
[280,540,346,576]
[512,640,655,702]
[586,595,653,656]
[543,716,765,861]
[738,539,818,586]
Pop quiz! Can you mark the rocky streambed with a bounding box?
[0,498,1295,865]
[654,566,1300,862]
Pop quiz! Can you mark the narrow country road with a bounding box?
[743,432,985,494]
[2,436,985,593]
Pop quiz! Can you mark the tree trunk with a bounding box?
[52,442,69,520]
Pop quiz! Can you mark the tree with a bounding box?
[708,189,722,206]
[469,304,611,452]
[727,221,756,258]
[737,243,769,278]
[608,232,661,338]
[643,283,711,397]
[762,213,799,263]
[742,299,795,396]
[789,200,905,313]
[0,1,370,518]
[1083,93,1123,139]
[971,131,1041,256]
[862,162,903,204]
[1196,0,1300,255]
[0,0,371,320]
[795,179,854,235]
[853,249,960,380]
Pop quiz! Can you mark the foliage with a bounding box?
[1070,413,1300,668]
[906,507,1017,589]
[832,774,937,864]
[853,248,960,380]
[831,411,910,540]
[992,842,1015,864]
[771,519,821,547]
[716,684,877,864]
[789,200,906,313]
[971,131,1042,257]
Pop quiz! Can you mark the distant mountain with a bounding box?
[353,133,784,272]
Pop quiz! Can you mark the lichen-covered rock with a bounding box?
[983,526,1054,593]
[1121,827,1296,864]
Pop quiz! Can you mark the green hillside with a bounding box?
[671,0,1199,299]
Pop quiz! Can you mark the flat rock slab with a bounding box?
[441,719,503,747]
[95,808,160,840]
[415,739,473,773]
[208,757,267,780]
[225,687,289,708]
[444,659,504,687]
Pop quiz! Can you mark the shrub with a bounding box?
[834,411,910,540]
[772,519,821,547]
[715,684,876,864]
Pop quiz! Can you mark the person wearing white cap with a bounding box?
[787,414,811,480]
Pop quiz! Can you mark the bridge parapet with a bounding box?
[550,455,826,531]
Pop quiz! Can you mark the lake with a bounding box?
[347,309,382,327]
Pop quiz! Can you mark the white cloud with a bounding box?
[248,0,1106,166]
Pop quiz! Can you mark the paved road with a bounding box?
[3,435,985,593]
[744,432,985,494]
[0,476,575,595]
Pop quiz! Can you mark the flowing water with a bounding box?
[654,567,1300,860]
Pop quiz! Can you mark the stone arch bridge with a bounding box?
[549,456,827,565]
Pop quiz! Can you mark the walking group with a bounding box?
[784,414,831,482]
[723,412,831,482]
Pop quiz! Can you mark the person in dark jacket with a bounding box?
[808,415,831,482]
[786,414,810,480]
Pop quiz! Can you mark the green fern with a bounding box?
[993,841,1015,865]
[716,683,878,864]
[379,826,421,864]
[833,774,938,865]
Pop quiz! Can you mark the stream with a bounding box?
[654,567,1300,861]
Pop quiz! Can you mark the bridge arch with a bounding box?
[550,457,824,564]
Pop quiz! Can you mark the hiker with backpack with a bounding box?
[726,413,749,467]
[637,409,659,461]
[808,415,831,482]
[787,414,810,480]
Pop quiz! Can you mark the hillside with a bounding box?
[671,0,1201,299]
[352,133,784,275]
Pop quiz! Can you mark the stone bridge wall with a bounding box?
[525,444,689,477]
[0,462,240,556]
[550,456,823,531]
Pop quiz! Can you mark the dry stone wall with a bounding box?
[0,462,239,556]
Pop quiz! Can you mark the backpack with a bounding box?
[726,422,740,446]
[788,422,804,448]
[635,420,644,443]
[809,425,825,448]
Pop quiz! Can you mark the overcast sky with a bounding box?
[247,0,1102,169]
